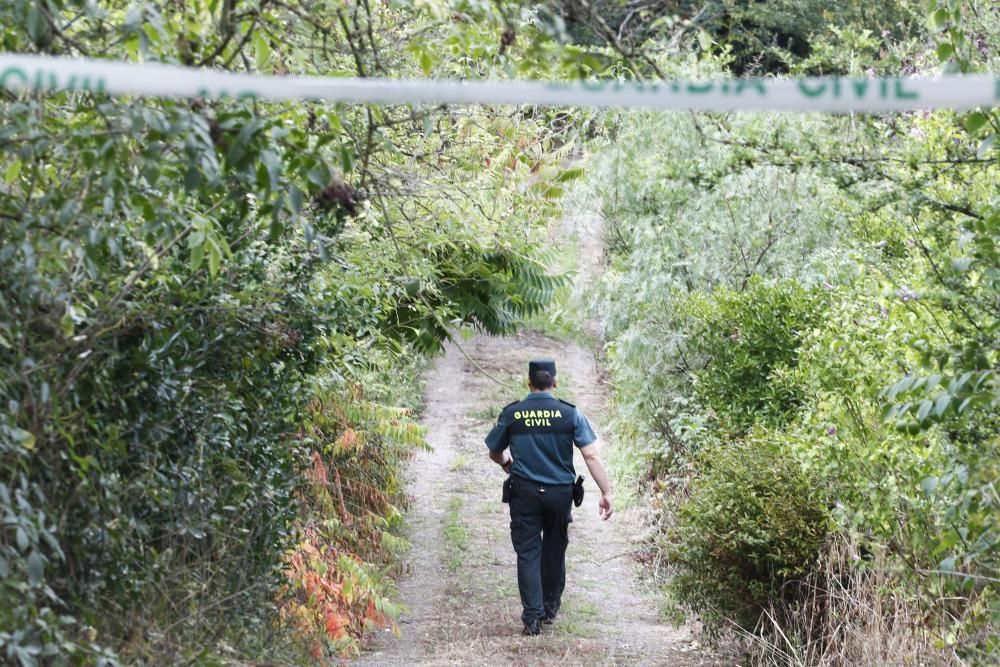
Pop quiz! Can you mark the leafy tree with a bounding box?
[0,0,585,662]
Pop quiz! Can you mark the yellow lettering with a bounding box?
[554,410,562,418]
[514,411,521,419]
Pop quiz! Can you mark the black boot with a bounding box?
[522,618,542,635]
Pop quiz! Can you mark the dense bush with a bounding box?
[667,435,829,631]
[685,279,829,432]
[0,1,589,663]
[279,386,424,660]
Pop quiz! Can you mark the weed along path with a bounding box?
[356,331,718,666]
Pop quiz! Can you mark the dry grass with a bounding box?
[735,539,964,667]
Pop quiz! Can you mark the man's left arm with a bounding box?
[574,410,613,520]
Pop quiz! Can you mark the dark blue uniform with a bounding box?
[485,391,597,626]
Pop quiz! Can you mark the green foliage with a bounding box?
[703,0,917,75]
[386,245,567,354]
[686,279,829,431]
[586,4,999,659]
[0,1,582,662]
[1,0,998,663]
[592,108,851,482]
[667,434,829,632]
[881,205,999,434]
[550,0,918,76]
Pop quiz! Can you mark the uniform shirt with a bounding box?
[484,391,597,485]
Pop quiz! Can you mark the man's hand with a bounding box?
[489,448,512,473]
[599,493,613,520]
[579,444,613,520]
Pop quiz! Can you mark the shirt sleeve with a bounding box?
[573,410,597,447]
[485,412,511,453]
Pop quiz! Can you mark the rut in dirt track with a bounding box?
[353,328,726,666]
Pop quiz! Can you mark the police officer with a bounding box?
[484,358,614,636]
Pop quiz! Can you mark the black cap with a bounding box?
[528,358,556,377]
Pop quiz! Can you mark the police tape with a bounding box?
[1,54,998,112]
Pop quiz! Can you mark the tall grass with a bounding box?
[739,539,960,666]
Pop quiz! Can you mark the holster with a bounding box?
[502,475,513,503]
[573,475,585,507]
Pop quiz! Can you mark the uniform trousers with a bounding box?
[508,474,573,625]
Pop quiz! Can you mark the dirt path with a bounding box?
[355,211,727,666]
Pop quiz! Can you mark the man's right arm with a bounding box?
[485,410,513,473]
[578,444,613,520]
[489,447,512,472]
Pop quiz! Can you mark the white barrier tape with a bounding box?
[1,54,998,112]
